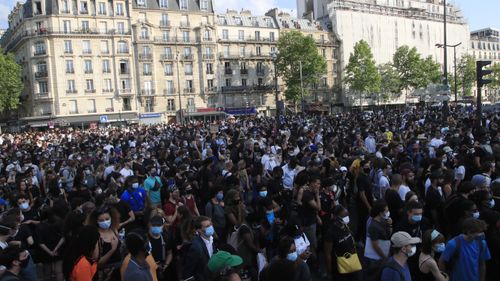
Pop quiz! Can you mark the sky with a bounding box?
[0,0,498,31]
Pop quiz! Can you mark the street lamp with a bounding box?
[270,50,280,117]
[436,42,462,103]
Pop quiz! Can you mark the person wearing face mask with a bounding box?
[144,166,163,209]
[89,206,121,281]
[122,232,154,281]
[147,216,173,281]
[0,246,31,281]
[120,177,147,222]
[424,171,445,231]
[380,231,421,281]
[325,205,362,281]
[419,230,449,281]
[16,195,39,227]
[205,187,227,243]
[364,199,392,278]
[182,216,218,281]
[439,218,491,281]
[356,160,373,242]
[260,237,298,281]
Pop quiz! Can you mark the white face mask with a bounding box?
[406,245,417,257]
[342,216,350,225]
[383,211,391,220]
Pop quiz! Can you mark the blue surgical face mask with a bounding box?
[151,226,163,235]
[287,251,298,262]
[411,215,422,223]
[204,225,215,237]
[266,210,275,224]
[98,219,111,230]
[433,243,445,253]
[473,211,480,219]
[132,183,139,189]
[259,191,268,198]
[216,193,224,201]
[488,199,495,209]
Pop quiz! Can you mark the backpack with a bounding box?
[375,258,406,281]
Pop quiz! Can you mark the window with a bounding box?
[105,98,114,112]
[69,100,78,114]
[35,61,47,74]
[141,28,149,39]
[61,0,69,12]
[64,40,73,53]
[239,46,245,56]
[104,79,112,91]
[206,63,213,74]
[161,14,169,26]
[118,41,128,53]
[82,40,91,54]
[159,0,168,8]
[145,98,153,112]
[183,47,191,57]
[84,60,93,73]
[34,41,45,55]
[143,46,151,55]
[185,63,193,75]
[187,98,194,106]
[321,49,326,58]
[81,21,90,32]
[164,47,172,57]
[80,1,88,13]
[225,79,231,87]
[167,99,175,111]
[223,46,229,57]
[67,80,76,92]
[99,21,107,33]
[238,30,244,40]
[116,3,124,15]
[137,0,146,7]
[222,29,228,40]
[121,79,130,90]
[119,60,129,74]
[143,63,151,75]
[255,31,260,41]
[86,79,94,90]
[38,81,48,93]
[256,62,264,74]
[200,0,209,11]
[207,79,214,88]
[164,64,173,75]
[163,31,170,41]
[100,41,109,53]
[122,98,131,111]
[180,0,188,10]
[66,60,74,73]
[186,80,193,91]
[270,32,275,42]
[166,81,174,94]
[257,78,263,86]
[203,30,211,40]
[87,99,96,113]
[117,22,125,34]
[63,20,71,33]
[183,31,190,42]
[98,2,106,15]
[242,79,247,86]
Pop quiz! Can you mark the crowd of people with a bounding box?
[0,106,498,281]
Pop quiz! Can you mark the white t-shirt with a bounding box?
[398,185,411,201]
[454,165,465,181]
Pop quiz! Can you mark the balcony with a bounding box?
[66,69,75,74]
[165,71,173,76]
[202,54,215,60]
[34,71,48,78]
[101,50,110,55]
[143,72,152,76]
[141,89,155,96]
[105,108,114,112]
[119,89,133,96]
[224,68,233,75]
[139,36,150,41]
[82,49,92,55]
[160,20,171,27]
[122,104,132,111]
[163,88,176,95]
[66,89,78,94]
[103,69,111,73]
[160,54,174,60]
[84,69,93,74]
[87,109,97,113]
[256,70,265,76]
[222,86,251,93]
[205,87,217,93]
[103,88,114,93]
[181,54,194,60]
[183,88,194,93]
[240,69,248,75]
[119,70,130,75]
[34,50,46,56]
[84,89,96,93]
[61,10,70,14]
[180,21,190,28]
[154,37,176,44]
[34,92,51,100]
[64,49,73,54]
[201,37,213,42]
[80,9,88,14]
[117,49,129,54]
[206,70,214,75]
[139,54,152,60]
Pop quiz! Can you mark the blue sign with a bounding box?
[224,107,257,116]
[140,113,162,119]
[99,116,108,123]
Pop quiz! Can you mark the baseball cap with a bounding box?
[340,166,348,172]
[391,231,421,248]
[208,251,243,272]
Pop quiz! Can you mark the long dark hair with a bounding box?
[63,225,100,279]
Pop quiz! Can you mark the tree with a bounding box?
[417,56,441,88]
[490,63,500,102]
[378,63,401,102]
[344,40,381,105]
[450,54,476,97]
[275,31,327,103]
[0,49,22,112]
[392,46,422,93]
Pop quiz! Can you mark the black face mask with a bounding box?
[19,257,29,268]
[363,168,371,174]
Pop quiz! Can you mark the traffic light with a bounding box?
[477,60,493,88]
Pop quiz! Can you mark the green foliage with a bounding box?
[378,63,401,101]
[450,55,476,97]
[418,56,442,87]
[276,31,327,102]
[490,62,500,90]
[0,49,22,112]
[344,40,381,98]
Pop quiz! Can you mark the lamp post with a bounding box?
[442,0,449,113]
[175,51,184,125]
[270,50,280,117]
[436,42,462,103]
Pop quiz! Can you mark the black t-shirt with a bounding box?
[12,224,32,250]
[22,208,39,222]
[394,217,431,239]
[319,190,335,220]
[444,195,469,226]
[325,221,356,256]
[301,190,317,227]
[112,200,131,223]
[385,189,404,226]
[149,232,173,264]
[357,173,373,209]
[368,219,391,241]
